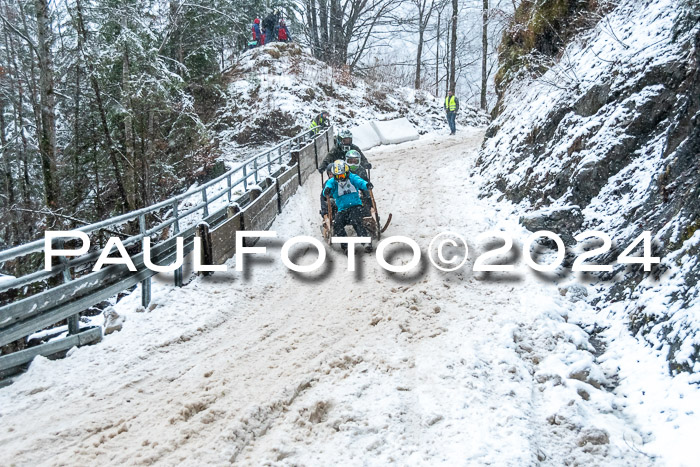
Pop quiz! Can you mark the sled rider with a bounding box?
[323,160,374,252]
[318,128,371,177]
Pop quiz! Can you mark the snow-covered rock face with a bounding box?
[478,0,700,374]
[213,42,488,157]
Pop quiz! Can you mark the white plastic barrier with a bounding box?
[351,122,382,151]
[371,118,420,145]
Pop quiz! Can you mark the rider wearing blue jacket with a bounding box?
[323,160,374,251]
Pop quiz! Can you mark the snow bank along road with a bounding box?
[1,130,654,465]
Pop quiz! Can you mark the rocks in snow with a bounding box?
[103,307,125,335]
[577,427,610,447]
[519,205,584,245]
[558,284,589,303]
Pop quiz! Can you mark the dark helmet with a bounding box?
[336,128,353,151]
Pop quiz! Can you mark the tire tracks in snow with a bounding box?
[0,130,652,466]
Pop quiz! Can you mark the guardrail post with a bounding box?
[313,138,319,169]
[139,214,151,307]
[172,200,183,288]
[196,222,213,276]
[201,187,209,218]
[290,148,302,185]
[253,158,259,184]
[227,203,240,218]
[243,164,248,191]
[275,176,282,214]
[249,185,262,201]
[56,238,80,335]
[226,174,232,203]
[266,151,271,176]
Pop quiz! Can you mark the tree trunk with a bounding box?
[73,49,81,187]
[318,0,329,61]
[122,16,137,210]
[4,27,30,202]
[75,0,131,212]
[307,0,321,59]
[329,0,338,63]
[415,22,425,89]
[0,100,14,206]
[143,107,155,206]
[444,12,450,96]
[435,10,440,96]
[480,0,488,110]
[449,0,457,94]
[18,0,44,201]
[35,0,59,208]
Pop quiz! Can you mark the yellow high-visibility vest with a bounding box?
[445,96,457,111]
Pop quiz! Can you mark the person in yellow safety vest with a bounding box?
[444,90,459,135]
[310,111,330,135]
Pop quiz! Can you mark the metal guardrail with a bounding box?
[0,125,334,375]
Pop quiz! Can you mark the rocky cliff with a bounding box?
[478,0,700,374]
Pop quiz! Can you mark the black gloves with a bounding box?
[366,163,372,169]
[318,167,325,174]
[323,187,331,197]
[366,182,374,190]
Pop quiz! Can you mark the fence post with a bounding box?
[227,203,240,218]
[201,187,210,218]
[196,222,213,276]
[172,199,183,288]
[314,138,319,170]
[290,148,302,186]
[226,174,232,203]
[275,176,282,214]
[253,158,259,184]
[139,213,151,307]
[249,185,262,202]
[326,128,330,152]
[56,238,80,335]
[243,164,248,191]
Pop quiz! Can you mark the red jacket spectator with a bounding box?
[278,19,291,42]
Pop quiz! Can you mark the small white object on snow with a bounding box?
[103,307,125,335]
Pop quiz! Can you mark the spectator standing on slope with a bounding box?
[310,110,330,135]
[278,18,291,42]
[444,90,459,135]
[262,11,278,44]
[251,18,262,48]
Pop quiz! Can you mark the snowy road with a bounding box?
[0,130,652,465]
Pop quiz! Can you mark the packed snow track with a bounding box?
[0,130,653,465]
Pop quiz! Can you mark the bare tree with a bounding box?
[412,0,437,89]
[35,0,59,208]
[480,0,488,109]
[73,0,131,212]
[301,0,401,69]
[448,0,457,93]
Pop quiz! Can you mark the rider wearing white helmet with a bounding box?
[318,128,371,175]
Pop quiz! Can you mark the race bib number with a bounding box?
[337,180,357,196]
